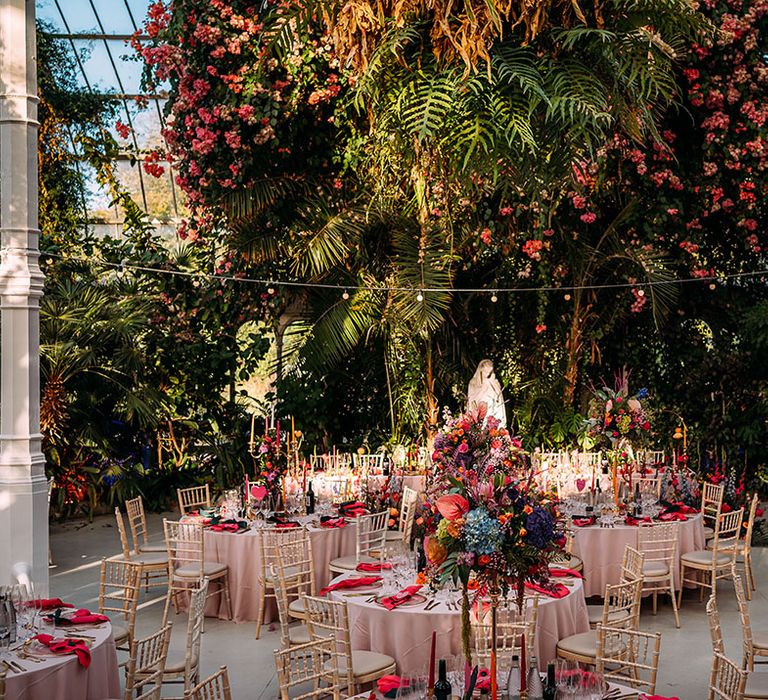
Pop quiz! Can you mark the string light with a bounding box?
[636,289,645,297]
[342,289,350,300]
[33,251,765,298]
[491,291,498,303]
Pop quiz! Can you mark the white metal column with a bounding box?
[0,0,48,586]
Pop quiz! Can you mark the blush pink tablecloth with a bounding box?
[5,622,121,700]
[572,514,706,597]
[200,521,357,622]
[329,574,588,671]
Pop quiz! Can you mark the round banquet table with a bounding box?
[571,513,706,597]
[198,518,357,622]
[5,621,121,700]
[328,572,589,671]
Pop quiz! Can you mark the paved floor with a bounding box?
[49,512,768,698]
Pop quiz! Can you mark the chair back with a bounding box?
[164,519,205,582]
[398,486,419,543]
[709,652,746,700]
[124,623,173,700]
[620,545,645,582]
[304,596,354,695]
[181,578,210,686]
[706,594,724,654]
[356,510,388,560]
[98,557,141,643]
[742,494,759,555]
[353,453,384,473]
[713,508,745,565]
[601,578,642,630]
[702,482,725,527]
[177,485,211,515]
[257,527,309,582]
[637,522,678,570]
[114,508,133,559]
[733,576,753,666]
[274,637,341,700]
[472,596,538,671]
[184,666,233,700]
[634,475,661,499]
[595,624,661,694]
[126,497,151,552]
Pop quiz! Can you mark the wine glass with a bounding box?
[0,594,11,658]
[556,659,580,699]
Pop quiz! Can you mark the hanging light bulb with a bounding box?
[709,282,717,290]
[342,289,350,300]
[416,290,424,302]
[564,293,572,301]
[267,286,276,295]
[491,291,498,303]
[636,288,645,297]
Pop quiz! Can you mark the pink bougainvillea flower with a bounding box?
[436,494,470,521]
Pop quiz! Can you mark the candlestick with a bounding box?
[250,413,255,449]
[428,631,436,692]
[520,633,527,693]
[276,420,281,453]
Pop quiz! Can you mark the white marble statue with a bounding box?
[467,359,507,427]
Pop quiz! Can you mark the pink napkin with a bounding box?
[31,598,74,610]
[47,608,109,626]
[378,675,409,697]
[573,517,595,527]
[356,562,392,572]
[33,634,91,668]
[659,512,688,522]
[209,523,241,532]
[275,521,301,529]
[549,567,584,579]
[640,695,680,700]
[320,517,346,528]
[380,585,422,610]
[525,581,569,599]
[318,576,381,596]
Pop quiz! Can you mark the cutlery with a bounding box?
[0,660,15,674]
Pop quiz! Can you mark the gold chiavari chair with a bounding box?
[125,496,166,554]
[273,547,313,649]
[384,485,419,554]
[561,529,584,574]
[734,495,759,598]
[274,637,342,700]
[183,667,233,700]
[710,652,747,700]
[255,526,310,639]
[734,576,768,672]
[595,625,661,695]
[163,519,231,620]
[115,507,169,591]
[702,482,725,540]
[587,545,643,628]
[98,557,142,658]
[107,623,172,700]
[638,522,680,628]
[304,595,395,696]
[177,485,212,516]
[472,596,539,671]
[557,578,642,665]
[328,510,388,574]
[679,508,743,607]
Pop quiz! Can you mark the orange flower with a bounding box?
[478,555,491,567]
[447,518,464,538]
[519,528,527,537]
[416,571,427,584]
[467,579,479,591]
[425,537,447,566]
[523,505,533,515]
[498,513,513,525]
[389,507,399,517]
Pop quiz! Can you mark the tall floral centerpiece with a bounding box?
[424,404,563,693]
[249,429,289,505]
[585,371,652,502]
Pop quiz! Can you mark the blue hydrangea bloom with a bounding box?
[463,508,502,555]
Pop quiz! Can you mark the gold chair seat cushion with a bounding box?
[329,555,379,571]
[752,631,768,650]
[642,561,670,577]
[139,544,167,553]
[586,606,631,626]
[110,621,129,645]
[174,562,228,578]
[288,597,306,615]
[556,631,597,658]
[680,550,731,566]
[385,530,404,542]
[264,565,300,583]
[326,650,396,678]
[162,650,199,674]
[746,672,768,699]
[134,552,168,566]
[703,526,715,539]
[289,625,311,645]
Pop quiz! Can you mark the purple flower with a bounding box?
[524,507,555,549]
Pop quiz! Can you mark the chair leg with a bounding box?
[222,575,232,620]
[255,583,266,639]
[669,577,680,628]
[652,590,658,616]
[677,568,685,608]
[745,554,755,597]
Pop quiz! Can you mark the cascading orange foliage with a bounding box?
[322,0,590,73]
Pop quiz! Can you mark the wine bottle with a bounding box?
[507,655,521,700]
[526,656,544,699]
[305,481,315,515]
[543,663,557,700]
[434,659,452,700]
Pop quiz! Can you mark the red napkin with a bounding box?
[549,567,584,579]
[31,598,74,610]
[670,502,697,514]
[320,518,346,528]
[639,695,680,700]
[209,523,241,532]
[47,609,109,626]
[275,521,301,529]
[659,512,688,522]
[356,562,392,572]
[33,633,91,668]
[525,582,569,598]
[573,518,595,527]
[378,675,409,698]
[380,585,422,610]
[340,502,367,518]
[625,516,640,526]
[318,576,382,596]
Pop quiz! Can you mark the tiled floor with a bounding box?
[49,512,768,698]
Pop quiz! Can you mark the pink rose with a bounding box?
[436,494,470,521]
[458,443,469,453]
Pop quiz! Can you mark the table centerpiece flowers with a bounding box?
[423,403,565,690]
[249,428,289,505]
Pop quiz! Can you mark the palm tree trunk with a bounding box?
[564,297,588,408]
[424,342,439,449]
